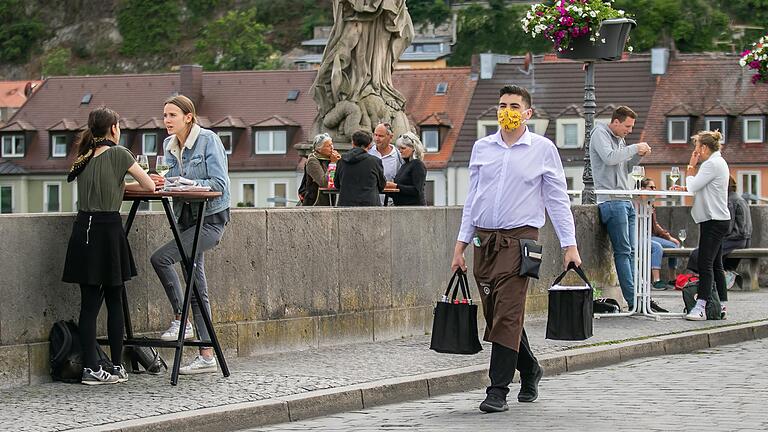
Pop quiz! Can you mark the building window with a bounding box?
[743,117,764,143]
[556,119,584,148]
[705,117,726,144]
[270,182,288,207]
[0,185,12,213]
[667,118,689,143]
[477,120,498,138]
[142,133,158,155]
[1,134,25,157]
[51,135,68,157]
[738,171,761,203]
[240,182,257,207]
[44,182,61,213]
[527,119,550,136]
[424,180,435,206]
[421,128,439,152]
[255,130,287,154]
[217,131,233,154]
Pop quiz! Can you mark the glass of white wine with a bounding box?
[631,166,645,190]
[155,155,170,177]
[670,166,680,188]
[678,229,687,247]
[136,154,149,173]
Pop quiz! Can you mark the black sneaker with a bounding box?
[81,366,119,385]
[650,299,668,313]
[518,365,544,402]
[479,394,508,413]
[111,365,128,383]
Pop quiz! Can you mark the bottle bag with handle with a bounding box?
[546,264,594,341]
[429,269,483,355]
[128,341,168,375]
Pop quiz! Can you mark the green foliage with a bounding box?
[117,0,182,56]
[0,0,45,63]
[408,0,451,26]
[196,8,281,71]
[42,48,71,77]
[615,0,730,52]
[449,1,550,66]
[252,0,332,50]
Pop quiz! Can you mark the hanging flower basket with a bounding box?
[739,35,768,84]
[522,0,635,61]
[557,18,636,61]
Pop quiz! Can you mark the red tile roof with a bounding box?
[641,54,768,166]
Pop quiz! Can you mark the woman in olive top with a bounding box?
[388,132,427,206]
[62,107,156,385]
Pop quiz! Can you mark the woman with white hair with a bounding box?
[387,132,427,206]
[299,133,340,206]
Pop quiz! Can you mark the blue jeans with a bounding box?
[651,236,678,270]
[599,201,636,307]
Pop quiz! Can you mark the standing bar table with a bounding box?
[594,189,692,320]
[99,189,230,385]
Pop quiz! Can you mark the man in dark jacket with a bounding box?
[334,130,386,206]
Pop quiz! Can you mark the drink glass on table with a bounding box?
[678,229,687,247]
[670,166,680,187]
[136,154,149,173]
[155,155,170,177]
[631,166,645,190]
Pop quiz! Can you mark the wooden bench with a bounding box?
[662,247,768,291]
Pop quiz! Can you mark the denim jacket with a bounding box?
[164,124,231,219]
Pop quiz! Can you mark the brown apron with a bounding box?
[473,226,539,350]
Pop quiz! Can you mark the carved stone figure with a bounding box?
[310,0,414,142]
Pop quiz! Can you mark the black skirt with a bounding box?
[62,211,137,286]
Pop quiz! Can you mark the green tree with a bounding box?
[252,0,332,51]
[117,0,182,56]
[196,8,281,71]
[0,0,45,63]
[449,0,551,66]
[42,47,71,77]
[408,0,451,26]
[616,0,730,52]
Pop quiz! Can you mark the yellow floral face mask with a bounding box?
[497,108,524,132]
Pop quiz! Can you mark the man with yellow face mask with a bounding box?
[452,85,582,413]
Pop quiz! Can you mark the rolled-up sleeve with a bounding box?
[542,146,577,247]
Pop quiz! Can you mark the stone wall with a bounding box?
[1,205,765,388]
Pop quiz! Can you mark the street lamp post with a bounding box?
[581,61,596,205]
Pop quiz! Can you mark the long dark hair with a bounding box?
[67,107,120,182]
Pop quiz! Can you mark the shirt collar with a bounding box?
[169,123,202,156]
[492,126,532,148]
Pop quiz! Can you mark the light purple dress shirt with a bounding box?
[458,128,577,248]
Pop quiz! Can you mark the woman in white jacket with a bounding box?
[677,130,730,320]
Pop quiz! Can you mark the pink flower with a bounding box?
[752,73,762,84]
[741,49,752,57]
[749,60,761,69]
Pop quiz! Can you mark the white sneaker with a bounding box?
[179,355,217,375]
[160,320,194,341]
[685,306,707,321]
[721,305,728,320]
[724,271,737,290]
[81,366,119,385]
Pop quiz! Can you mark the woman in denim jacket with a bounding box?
[150,95,231,374]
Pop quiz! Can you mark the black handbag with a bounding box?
[546,263,594,341]
[429,269,483,355]
[519,239,543,279]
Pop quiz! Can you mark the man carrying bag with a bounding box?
[451,85,582,413]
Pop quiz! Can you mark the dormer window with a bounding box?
[667,117,689,144]
[1,134,25,157]
[705,117,727,144]
[51,134,68,157]
[255,129,287,154]
[555,118,584,148]
[743,117,764,143]
[421,127,440,152]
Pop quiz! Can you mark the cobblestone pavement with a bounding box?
[246,338,768,432]
[1,290,767,431]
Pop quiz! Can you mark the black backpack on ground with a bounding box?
[49,320,112,383]
[682,281,724,320]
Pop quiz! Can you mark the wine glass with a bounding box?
[155,155,169,177]
[678,229,687,247]
[631,166,645,190]
[670,166,680,188]
[136,154,149,173]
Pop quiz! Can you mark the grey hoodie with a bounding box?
[589,122,642,203]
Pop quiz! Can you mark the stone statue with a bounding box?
[310,0,414,143]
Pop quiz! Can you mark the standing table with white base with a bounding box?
[594,189,693,320]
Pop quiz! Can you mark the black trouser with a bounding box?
[696,220,730,303]
[487,328,538,397]
[79,284,124,369]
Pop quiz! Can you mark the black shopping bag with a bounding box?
[546,263,594,341]
[429,269,483,354]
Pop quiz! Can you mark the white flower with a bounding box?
[590,37,596,42]
[628,46,634,52]
[740,59,747,67]
[601,38,606,43]
[596,32,601,37]
[618,10,625,15]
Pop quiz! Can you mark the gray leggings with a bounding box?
[150,222,225,344]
